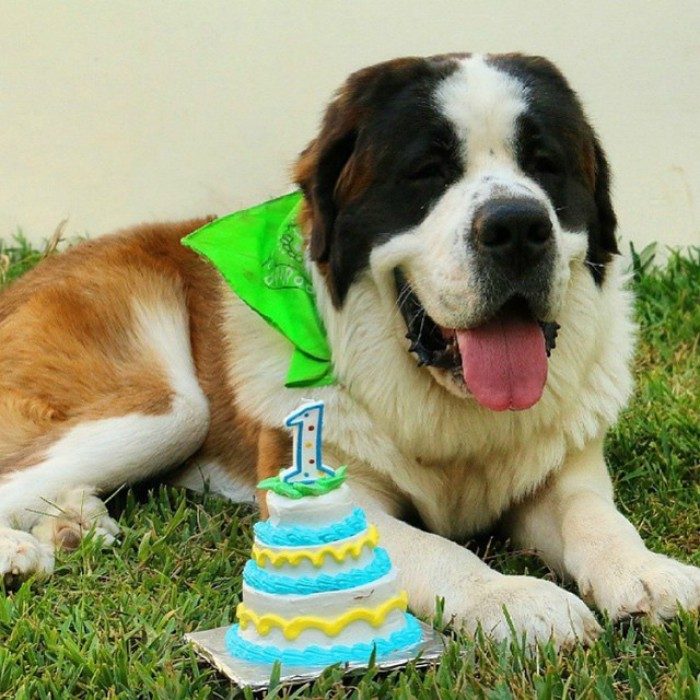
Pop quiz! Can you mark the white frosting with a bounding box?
[266,483,355,527]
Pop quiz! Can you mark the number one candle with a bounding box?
[280,400,336,484]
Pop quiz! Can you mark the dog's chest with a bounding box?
[406,441,555,539]
[330,404,561,540]
[413,458,501,538]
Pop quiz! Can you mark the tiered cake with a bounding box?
[225,401,422,667]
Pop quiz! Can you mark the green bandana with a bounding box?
[182,192,335,388]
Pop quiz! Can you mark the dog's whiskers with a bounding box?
[395,284,412,310]
[388,283,418,326]
[417,308,427,339]
[407,306,425,330]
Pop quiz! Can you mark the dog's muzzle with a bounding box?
[395,194,562,412]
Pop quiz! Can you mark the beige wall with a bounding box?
[2,1,699,252]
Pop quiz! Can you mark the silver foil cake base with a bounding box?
[185,621,447,691]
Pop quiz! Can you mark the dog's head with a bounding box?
[295,53,618,411]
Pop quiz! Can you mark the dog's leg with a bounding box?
[356,485,600,649]
[316,402,599,649]
[0,302,211,582]
[0,386,209,581]
[507,438,700,621]
[255,428,292,519]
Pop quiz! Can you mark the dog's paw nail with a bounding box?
[56,527,82,551]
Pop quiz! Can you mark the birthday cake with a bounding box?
[225,401,422,667]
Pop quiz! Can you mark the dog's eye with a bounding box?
[530,152,561,176]
[405,159,446,182]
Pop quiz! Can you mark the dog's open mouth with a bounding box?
[395,270,559,411]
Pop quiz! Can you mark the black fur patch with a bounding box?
[330,105,463,301]
[297,57,463,304]
[490,54,618,284]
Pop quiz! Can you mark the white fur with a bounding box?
[364,491,601,648]
[438,55,527,174]
[221,55,697,643]
[171,461,255,503]
[508,439,700,621]
[0,527,54,582]
[0,408,203,528]
[133,301,210,405]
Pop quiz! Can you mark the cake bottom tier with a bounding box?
[225,613,422,667]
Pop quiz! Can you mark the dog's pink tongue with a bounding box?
[455,315,548,411]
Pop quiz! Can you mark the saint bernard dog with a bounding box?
[1,53,698,648]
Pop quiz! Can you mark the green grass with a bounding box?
[0,236,698,699]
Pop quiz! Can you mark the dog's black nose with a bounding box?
[473,198,553,267]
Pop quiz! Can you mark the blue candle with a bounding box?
[280,400,336,483]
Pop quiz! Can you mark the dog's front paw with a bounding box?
[0,527,54,585]
[454,575,600,649]
[579,551,700,622]
[31,488,120,551]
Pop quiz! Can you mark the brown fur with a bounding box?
[0,219,263,486]
[255,428,293,518]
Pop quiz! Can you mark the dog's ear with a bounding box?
[294,58,432,267]
[294,57,455,304]
[580,133,619,283]
[294,99,359,264]
[591,135,619,257]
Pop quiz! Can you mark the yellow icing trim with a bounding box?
[236,590,408,640]
[251,524,379,568]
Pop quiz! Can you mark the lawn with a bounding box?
[0,236,698,699]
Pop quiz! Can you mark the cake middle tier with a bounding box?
[244,546,393,595]
[251,525,379,577]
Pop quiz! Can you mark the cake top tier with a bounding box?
[258,399,346,500]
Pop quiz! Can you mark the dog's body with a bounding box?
[1,53,698,646]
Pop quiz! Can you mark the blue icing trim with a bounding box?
[225,613,422,667]
[244,548,392,595]
[254,507,367,546]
